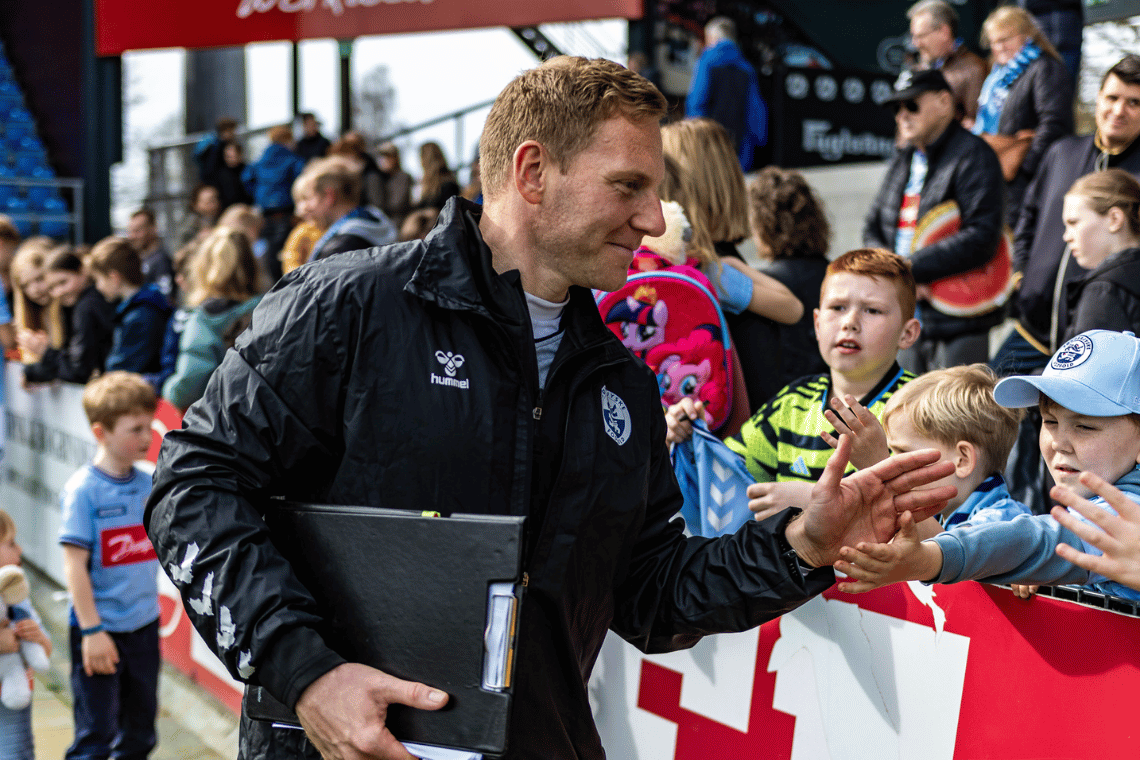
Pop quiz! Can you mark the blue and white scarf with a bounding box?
[973,40,1041,135]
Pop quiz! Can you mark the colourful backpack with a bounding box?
[597,249,736,431]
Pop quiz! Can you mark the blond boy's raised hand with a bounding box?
[833,511,945,593]
[821,394,889,470]
[747,481,814,521]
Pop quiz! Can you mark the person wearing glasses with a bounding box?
[904,0,989,127]
[863,69,1005,373]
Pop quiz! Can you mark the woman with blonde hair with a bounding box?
[974,5,1072,222]
[163,226,262,409]
[413,141,459,212]
[661,118,804,410]
[10,238,64,362]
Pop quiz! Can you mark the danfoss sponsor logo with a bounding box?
[237,0,432,19]
[101,526,158,567]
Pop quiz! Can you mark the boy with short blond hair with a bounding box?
[836,330,1140,601]
[61,371,160,760]
[877,363,1029,529]
[720,248,921,486]
[87,236,172,375]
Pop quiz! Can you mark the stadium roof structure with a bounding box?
[95,0,643,56]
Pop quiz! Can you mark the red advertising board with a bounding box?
[95,0,644,56]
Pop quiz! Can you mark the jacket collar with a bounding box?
[404,197,629,359]
[910,118,960,163]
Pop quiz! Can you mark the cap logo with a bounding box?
[1051,335,1094,371]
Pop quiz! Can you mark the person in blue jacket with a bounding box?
[243,125,305,281]
[87,238,172,376]
[686,16,768,171]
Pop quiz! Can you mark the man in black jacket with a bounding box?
[864,69,1005,372]
[146,58,954,760]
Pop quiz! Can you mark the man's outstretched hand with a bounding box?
[295,662,448,759]
[786,434,956,569]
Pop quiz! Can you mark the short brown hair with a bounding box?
[1103,54,1140,89]
[297,156,362,205]
[883,364,1023,476]
[268,124,293,145]
[1067,169,1140,236]
[748,166,831,261]
[82,371,157,429]
[131,208,156,226]
[824,248,917,320]
[88,236,143,285]
[479,56,666,198]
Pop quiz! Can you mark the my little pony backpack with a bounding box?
[597,249,736,432]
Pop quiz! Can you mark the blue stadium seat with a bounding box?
[39,220,69,238]
[33,189,64,212]
[15,135,42,154]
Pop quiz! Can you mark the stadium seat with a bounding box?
[39,218,70,239]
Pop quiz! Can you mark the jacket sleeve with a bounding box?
[1020,57,1074,179]
[1068,282,1139,337]
[686,52,712,118]
[931,512,1095,588]
[609,406,833,654]
[162,312,218,410]
[105,306,163,373]
[862,157,899,250]
[1012,147,1053,277]
[50,297,114,384]
[146,270,355,709]
[909,141,1005,283]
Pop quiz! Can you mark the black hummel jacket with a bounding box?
[146,197,833,760]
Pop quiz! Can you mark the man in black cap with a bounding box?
[863,68,1005,372]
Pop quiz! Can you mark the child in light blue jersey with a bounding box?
[59,372,160,760]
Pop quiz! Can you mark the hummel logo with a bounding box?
[435,351,465,377]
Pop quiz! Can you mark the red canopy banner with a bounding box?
[95,0,644,56]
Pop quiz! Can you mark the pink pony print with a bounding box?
[645,330,727,424]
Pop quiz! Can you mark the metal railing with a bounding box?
[2,176,85,243]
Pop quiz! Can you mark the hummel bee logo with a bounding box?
[435,351,466,377]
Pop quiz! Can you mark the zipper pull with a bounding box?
[522,572,529,587]
[533,406,542,420]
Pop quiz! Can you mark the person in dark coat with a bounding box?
[294,112,330,164]
[376,141,413,228]
[215,142,254,212]
[193,116,238,188]
[243,125,305,282]
[973,5,1073,223]
[995,55,1140,374]
[863,69,1005,372]
[1057,169,1140,341]
[745,166,832,405]
[145,57,955,760]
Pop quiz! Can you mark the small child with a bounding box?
[60,372,160,759]
[87,237,173,375]
[875,364,1029,533]
[835,329,1140,602]
[0,509,52,760]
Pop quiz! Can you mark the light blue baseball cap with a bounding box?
[994,330,1140,416]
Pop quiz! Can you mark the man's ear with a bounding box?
[898,317,921,350]
[954,440,978,478]
[91,422,106,444]
[512,141,547,205]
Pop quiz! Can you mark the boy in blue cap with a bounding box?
[833,329,1140,601]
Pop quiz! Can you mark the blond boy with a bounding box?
[60,372,160,759]
[879,364,1028,532]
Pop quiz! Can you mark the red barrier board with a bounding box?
[95,0,644,56]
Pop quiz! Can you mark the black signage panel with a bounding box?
[770,67,899,169]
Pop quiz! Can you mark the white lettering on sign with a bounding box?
[802,119,895,162]
[237,0,433,18]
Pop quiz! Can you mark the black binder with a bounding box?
[243,502,525,757]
